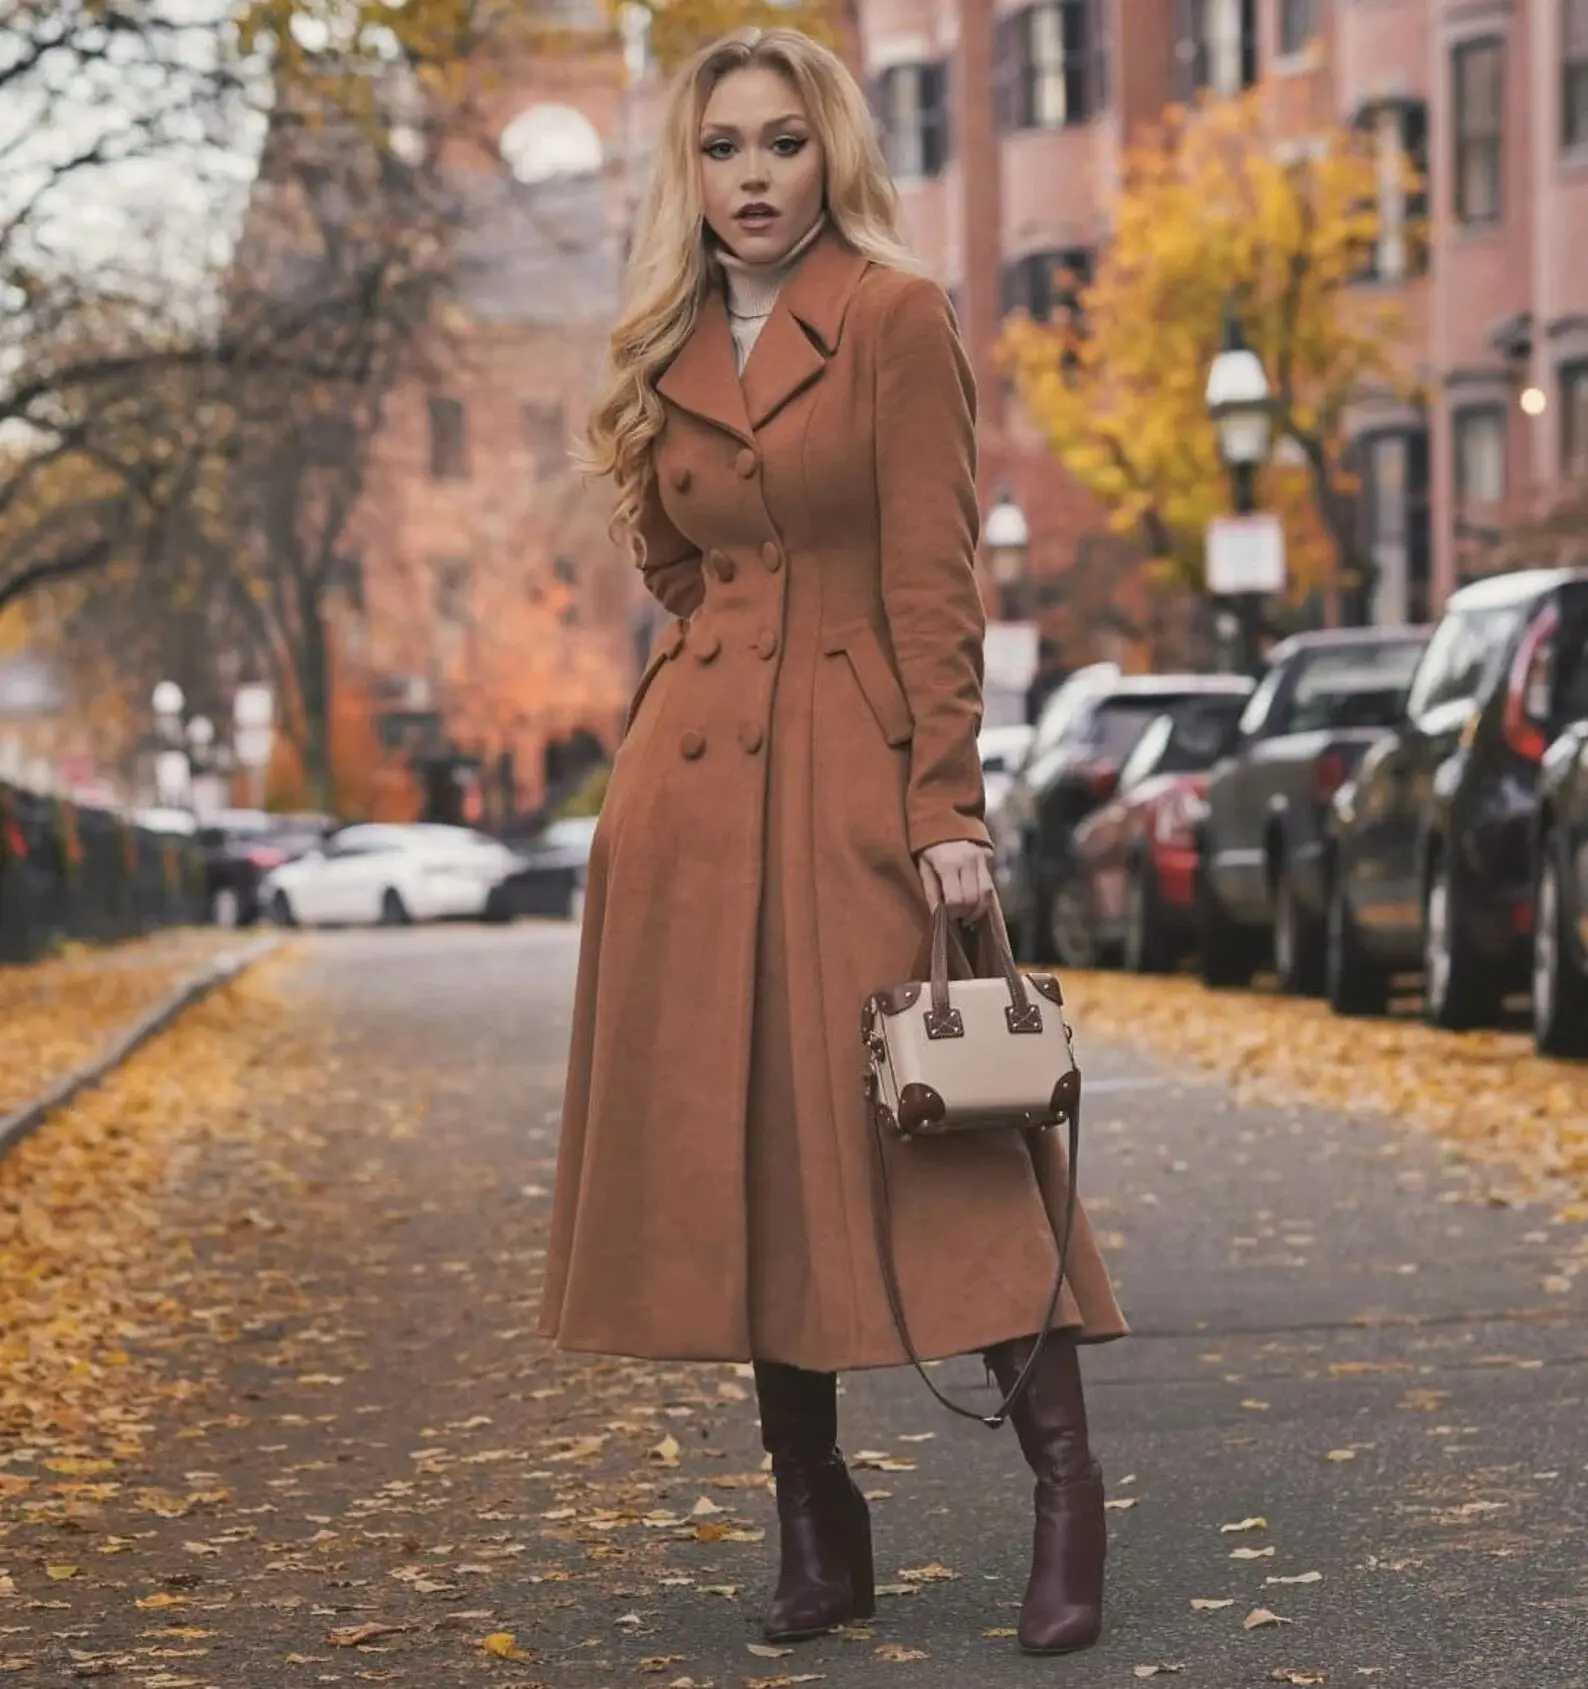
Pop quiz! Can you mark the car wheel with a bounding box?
[1272,866,1326,997]
[1532,843,1588,1057]
[1048,875,1099,969]
[1123,858,1172,975]
[1325,865,1389,1017]
[380,888,412,927]
[1197,869,1257,989]
[211,886,241,929]
[1422,852,1501,1031]
[269,889,297,928]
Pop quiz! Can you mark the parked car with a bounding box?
[993,668,1255,963]
[1326,567,1588,1027]
[261,823,524,928]
[1531,690,1588,1056]
[978,723,1035,819]
[1066,688,1254,971]
[489,814,598,921]
[198,809,331,927]
[1196,627,1431,993]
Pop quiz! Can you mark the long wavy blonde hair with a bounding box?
[579,26,930,554]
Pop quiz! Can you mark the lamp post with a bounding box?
[1204,305,1276,676]
[984,490,1031,621]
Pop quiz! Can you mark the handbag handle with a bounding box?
[926,898,1037,1024]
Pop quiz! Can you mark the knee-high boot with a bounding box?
[984,1333,1106,1655]
[752,1361,875,1642]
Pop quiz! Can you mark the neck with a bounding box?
[717,213,826,320]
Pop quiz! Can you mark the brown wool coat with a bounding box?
[537,228,1127,1372]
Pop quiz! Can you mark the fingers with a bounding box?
[941,855,995,923]
[916,853,942,912]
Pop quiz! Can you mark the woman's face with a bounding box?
[698,65,824,264]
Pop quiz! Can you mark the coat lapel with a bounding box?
[657,290,755,446]
[741,227,871,433]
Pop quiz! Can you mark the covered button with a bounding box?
[761,541,784,571]
[709,548,736,581]
[693,629,722,663]
[734,447,759,478]
[670,465,692,492]
[738,723,765,754]
[755,628,778,660]
[679,729,706,760]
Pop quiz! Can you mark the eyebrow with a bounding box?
[700,113,809,135]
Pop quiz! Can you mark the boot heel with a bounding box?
[848,1486,876,1620]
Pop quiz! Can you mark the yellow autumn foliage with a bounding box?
[1003,86,1422,607]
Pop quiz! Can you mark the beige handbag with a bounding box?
[863,898,1081,1427]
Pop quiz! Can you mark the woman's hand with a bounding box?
[915,839,996,923]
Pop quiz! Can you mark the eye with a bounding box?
[772,135,807,156]
[702,138,735,160]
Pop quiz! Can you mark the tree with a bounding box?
[1002,85,1422,620]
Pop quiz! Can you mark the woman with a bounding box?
[537,25,1127,1657]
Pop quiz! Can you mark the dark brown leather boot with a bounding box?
[753,1361,875,1642]
[985,1333,1106,1655]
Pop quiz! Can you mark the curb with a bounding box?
[0,931,284,1163]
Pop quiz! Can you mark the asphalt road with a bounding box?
[6,922,1586,1688]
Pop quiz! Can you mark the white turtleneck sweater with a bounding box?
[717,214,827,374]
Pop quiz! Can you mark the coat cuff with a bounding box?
[908,812,993,857]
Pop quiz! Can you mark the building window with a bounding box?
[1355,100,1429,281]
[1453,406,1506,511]
[1356,430,1431,625]
[428,396,468,481]
[872,61,950,179]
[995,1,1107,131]
[520,399,567,482]
[1566,0,1588,149]
[1279,0,1316,56]
[433,556,472,624]
[1000,248,1095,323]
[331,553,365,616]
[1562,363,1588,480]
[1452,38,1503,225]
[1175,0,1257,100]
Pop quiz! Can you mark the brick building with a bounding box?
[853,0,1588,638]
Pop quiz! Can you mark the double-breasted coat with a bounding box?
[537,228,1127,1372]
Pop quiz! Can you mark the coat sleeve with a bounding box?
[874,276,991,855]
[634,467,705,619]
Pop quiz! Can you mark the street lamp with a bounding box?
[1204,304,1276,675]
[984,490,1030,620]
[150,681,191,810]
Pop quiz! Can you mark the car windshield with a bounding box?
[1285,643,1426,733]
[1117,716,1174,789]
[1086,699,1181,762]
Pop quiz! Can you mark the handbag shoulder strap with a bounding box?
[867,1082,1081,1430]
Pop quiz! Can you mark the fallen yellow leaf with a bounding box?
[481,1631,530,1660]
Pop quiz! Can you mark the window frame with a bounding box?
[1565,0,1588,149]
[995,0,1107,132]
[872,60,950,180]
[1451,36,1504,227]
[1561,361,1588,482]
[1278,0,1316,57]
[1452,404,1507,513]
[427,395,468,482]
[1000,247,1095,324]
[1176,0,1258,100]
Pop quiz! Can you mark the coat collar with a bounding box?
[656,224,872,442]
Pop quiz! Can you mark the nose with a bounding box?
[739,148,770,192]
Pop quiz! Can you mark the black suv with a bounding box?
[1531,694,1588,1057]
[991,669,1255,963]
[1326,567,1588,1027]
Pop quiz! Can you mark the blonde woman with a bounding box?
[537,25,1127,1657]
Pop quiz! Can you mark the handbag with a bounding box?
[863,896,1082,1429]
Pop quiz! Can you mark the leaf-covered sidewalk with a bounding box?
[1,927,1584,1687]
[0,928,252,1120]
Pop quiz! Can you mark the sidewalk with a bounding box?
[0,927,263,1118]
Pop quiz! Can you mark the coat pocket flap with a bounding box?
[623,621,685,736]
[822,619,914,746]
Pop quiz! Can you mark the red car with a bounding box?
[1059,690,1253,971]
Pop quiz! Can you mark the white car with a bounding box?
[260,823,523,927]
[978,722,1035,818]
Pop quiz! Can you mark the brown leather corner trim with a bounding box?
[1029,973,1064,1006]
[1050,1068,1080,1123]
[924,1006,964,1039]
[899,1082,946,1135]
[1006,1001,1043,1034]
[877,981,922,1014]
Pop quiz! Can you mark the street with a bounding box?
[2,923,1586,1687]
